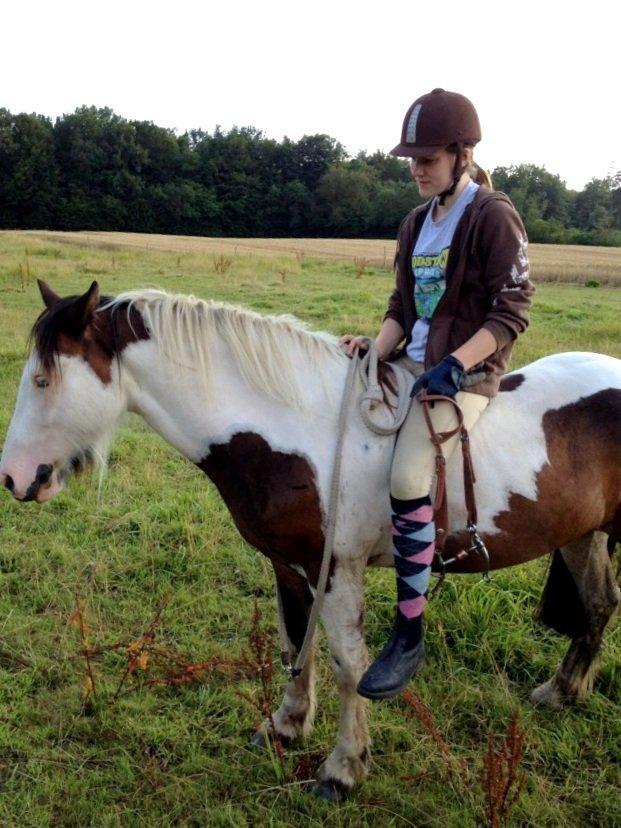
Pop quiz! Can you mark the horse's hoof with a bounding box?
[249,729,291,750]
[531,679,565,709]
[310,778,350,803]
[250,730,269,750]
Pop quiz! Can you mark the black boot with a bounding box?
[357,615,425,700]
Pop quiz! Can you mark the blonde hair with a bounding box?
[469,160,493,189]
[445,141,493,190]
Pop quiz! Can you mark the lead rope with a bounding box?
[277,340,412,680]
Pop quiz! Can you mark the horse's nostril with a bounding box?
[4,475,14,493]
[35,464,53,486]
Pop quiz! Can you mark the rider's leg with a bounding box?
[357,386,489,699]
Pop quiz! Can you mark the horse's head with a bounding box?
[0,280,132,503]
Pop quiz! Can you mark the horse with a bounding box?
[1,280,620,802]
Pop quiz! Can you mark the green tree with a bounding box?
[0,110,58,228]
[492,164,570,227]
[53,106,146,229]
[315,165,376,236]
[571,177,614,231]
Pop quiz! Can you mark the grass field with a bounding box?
[8,228,621,286]
[0,232,620,826]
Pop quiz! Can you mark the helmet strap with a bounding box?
[438,142,465,206]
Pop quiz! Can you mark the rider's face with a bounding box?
[409,149,456,198]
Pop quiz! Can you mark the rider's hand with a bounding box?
[338,335,369,358]
[411,354,465,399]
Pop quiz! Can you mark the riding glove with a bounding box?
[411,354,465,399]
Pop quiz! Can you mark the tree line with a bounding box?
[1,106,620,245]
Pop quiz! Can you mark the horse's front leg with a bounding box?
[252,560,316,747]
[313,557,370,802]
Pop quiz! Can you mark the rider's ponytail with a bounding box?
[470,161,493,190]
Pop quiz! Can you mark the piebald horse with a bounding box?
[1,281,620,801]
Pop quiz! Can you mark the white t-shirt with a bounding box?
[406,180,479,363]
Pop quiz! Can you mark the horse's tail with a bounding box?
[537,549,589,638]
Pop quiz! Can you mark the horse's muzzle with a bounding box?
[1,463,55,502]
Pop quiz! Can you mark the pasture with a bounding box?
[0,231,620,826]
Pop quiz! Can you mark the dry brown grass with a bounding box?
[7,229,621,285]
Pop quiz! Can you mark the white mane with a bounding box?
[104,289,348,409]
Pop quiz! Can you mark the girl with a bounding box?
[339,88,534,699]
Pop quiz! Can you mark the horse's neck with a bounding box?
[121,338,343,464]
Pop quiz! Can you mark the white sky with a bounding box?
[3,0,619,191]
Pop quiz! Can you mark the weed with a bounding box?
[401,689,467,784]
[213,254,233,274]
[238,600,285,769]
[354,257,369,278]
[482,711,526,828]
[67,576,99,710]
[112,597,169,701]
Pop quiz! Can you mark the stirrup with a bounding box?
[467,521,491,581]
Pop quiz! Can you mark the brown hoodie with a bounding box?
[384,186,534,397]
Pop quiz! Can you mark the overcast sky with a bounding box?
[3,0,618,191]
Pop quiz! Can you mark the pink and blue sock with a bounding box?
[391,494,435,646]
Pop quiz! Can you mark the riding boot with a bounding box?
[357,614,425,699]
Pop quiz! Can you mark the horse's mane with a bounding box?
[104,289,348,409]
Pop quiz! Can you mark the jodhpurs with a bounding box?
[390,356,490,501]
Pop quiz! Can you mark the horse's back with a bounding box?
[443,352,621,570]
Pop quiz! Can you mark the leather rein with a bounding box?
[419,393,491,593]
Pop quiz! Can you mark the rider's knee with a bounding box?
[390,467,429,502]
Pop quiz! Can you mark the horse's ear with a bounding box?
[38,279,61,309]
[60,282,101,336]
[74,281,100,327]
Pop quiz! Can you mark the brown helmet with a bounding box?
[390,88,481,157]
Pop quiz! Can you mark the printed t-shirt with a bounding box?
[406,180,479,363]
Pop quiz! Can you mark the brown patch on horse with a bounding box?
[197,432,328,587]
[32,292,149,384]
[499,373,525,392]
[442,389,621,573]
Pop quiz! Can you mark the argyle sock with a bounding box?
[391,494,435,648]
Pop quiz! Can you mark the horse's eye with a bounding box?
[34,375,49,389]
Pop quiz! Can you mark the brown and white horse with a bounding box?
[1,281,620,801]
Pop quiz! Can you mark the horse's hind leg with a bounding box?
[251,561,316,747]
[312,558,371,802]
[533,530,620,708]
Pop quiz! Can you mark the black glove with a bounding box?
[411,354,465,399]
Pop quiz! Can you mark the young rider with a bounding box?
[339,88,534,699]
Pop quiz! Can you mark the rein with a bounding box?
[419,394,491,594]
[277,341,488,681]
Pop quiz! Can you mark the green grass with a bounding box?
[0,233,620,826]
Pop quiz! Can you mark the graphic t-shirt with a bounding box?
[407,180,479,363]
